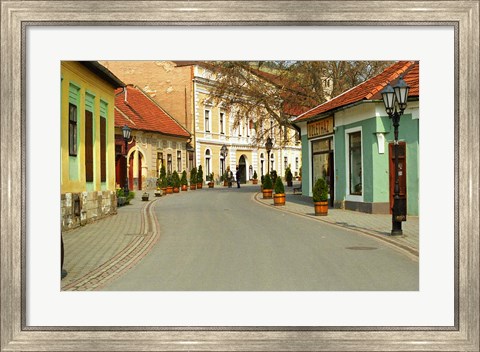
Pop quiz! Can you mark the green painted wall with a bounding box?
[334,114,419,215]
[301,133,310,195]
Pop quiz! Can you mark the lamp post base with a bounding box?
[390,221,403,236]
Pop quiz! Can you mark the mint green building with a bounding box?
[293,61,419,216]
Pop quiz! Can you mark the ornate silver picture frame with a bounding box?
[1,1,478,350]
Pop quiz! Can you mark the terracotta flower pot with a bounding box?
[173,187,179,193]
[252,179,258,184]
[208,182,214,188]
[190,184,196,190]
[262,189,273,199]
[166,186,173,194]
[197,183,203,189]
[273,193,286,206]
[161,187,168,195]
[314,201,328,216]
[181,185,188,191]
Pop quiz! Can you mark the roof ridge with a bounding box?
[295,61,417,122]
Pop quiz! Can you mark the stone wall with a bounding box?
[61,190,117,231]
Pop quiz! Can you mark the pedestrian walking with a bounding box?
[236,166,241,188]
[226,166,233,188]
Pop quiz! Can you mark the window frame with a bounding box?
[68,103,77,156]
[345,126,363,201]
[204,109,211,133]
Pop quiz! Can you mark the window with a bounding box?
[205,149,211,175]
[85,110,94,182]
[260,153,264,176]
[68,103,77,156]
[284,156,288,170]
[167,154,172,174]
[295,157,299,170]
[204,110,210,132]
[349,131,362,195]
[219,112,225,134]
[177,150,182,171]
[157,152,163,175]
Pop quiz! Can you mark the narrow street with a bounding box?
[98,185,418,291]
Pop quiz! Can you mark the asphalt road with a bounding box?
[103,185,418,291]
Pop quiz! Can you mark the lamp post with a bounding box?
[122,125,131,196]
[265,137,273,175]
[220,144,228,176]
[381,76,410,236]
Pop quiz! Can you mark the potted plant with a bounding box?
[252,170,258,184]
[158,165,167,195]
[207,172,215,188]
[166,172,174,194]
[270,170,277,186]
[313,177,329,216]
[189,167,197,190]
[172,170,180,193]
[197,165,204,189]
[273,176,286,206]
[285,167,293,187]
[180,170,188,191]
[262,173,273,199]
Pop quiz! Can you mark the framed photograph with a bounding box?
[1,1,478,350]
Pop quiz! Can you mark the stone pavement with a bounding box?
[254,184,419,259]
[62,184,418,290]
[61,194,161,291]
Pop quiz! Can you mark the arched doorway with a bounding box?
[238,155,247,184]
[128,150,144,191]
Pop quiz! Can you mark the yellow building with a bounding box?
[100,61,301,183]
[61,61,125,230]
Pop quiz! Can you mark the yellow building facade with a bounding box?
[61,61,124,230]
[100,61,301,183]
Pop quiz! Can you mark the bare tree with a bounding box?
[204,61,392,146]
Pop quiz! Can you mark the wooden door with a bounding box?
[389,142,407,214]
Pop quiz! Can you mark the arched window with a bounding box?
[205,149,211,176]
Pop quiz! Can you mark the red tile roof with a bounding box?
[115,85,190,138]
[294,61,419,122]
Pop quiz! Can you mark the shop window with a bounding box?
[349,131,362,195]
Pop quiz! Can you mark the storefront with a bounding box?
[308,116,335,206]
[294,61,419,215]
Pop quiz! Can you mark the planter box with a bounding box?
[314,201,328,216]
[262,189,273,199]
[273,193,286,206]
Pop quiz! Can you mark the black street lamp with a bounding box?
[381,76,410,236]
[265,137,273,175]
[122,125,132,196]
[220,144,228,175]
